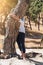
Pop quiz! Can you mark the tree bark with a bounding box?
[3,0,29,55]
[9,0,29,17]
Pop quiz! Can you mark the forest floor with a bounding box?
[0,49,43,65]
[0,22,43,65]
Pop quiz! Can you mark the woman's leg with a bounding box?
[17,33,22,51]
[20,33,26,59]
[17,32,26,59]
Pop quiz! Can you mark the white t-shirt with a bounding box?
[19,19,25,33]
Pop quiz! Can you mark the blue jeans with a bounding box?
[17,32,25,53]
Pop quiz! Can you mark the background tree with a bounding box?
[26,0,43,30]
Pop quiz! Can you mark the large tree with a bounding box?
[3,0,29,56]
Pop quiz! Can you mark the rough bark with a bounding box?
[3,0,29,55]
[9,0,29,17]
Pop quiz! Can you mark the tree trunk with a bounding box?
[28,16,32,30]
[3,0,29,55]
[9,0,29,17]
[38,14,40,31]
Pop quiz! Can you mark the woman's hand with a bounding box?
[10,14,20,21]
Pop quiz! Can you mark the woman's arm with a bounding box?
[10,14,20,21]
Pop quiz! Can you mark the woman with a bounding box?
[11,14,26,59]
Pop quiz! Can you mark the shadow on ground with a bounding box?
[26,31,43,39]
[26,52,41,58]
[29,59,43,65]
[26,52,43,65]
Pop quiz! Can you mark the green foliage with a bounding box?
[26,0,43,21]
